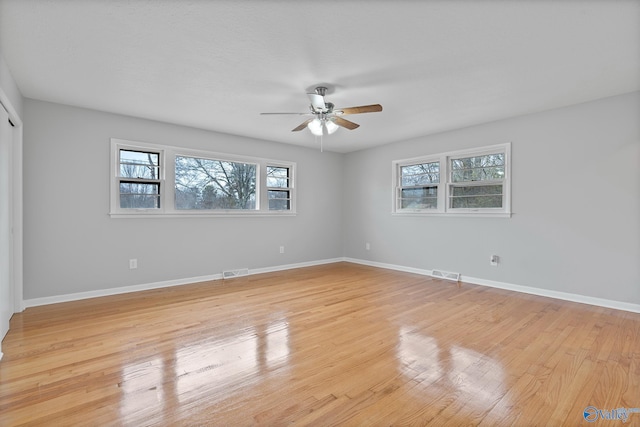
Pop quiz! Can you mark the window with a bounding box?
[399,161,440,210]
[175,156,257,210]
[117,148,162,209]
[110,139,295,217]
[266,166,291,211]
[393,143,510,216]
[449,153,504,209]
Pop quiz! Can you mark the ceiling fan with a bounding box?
[261,86,383,136]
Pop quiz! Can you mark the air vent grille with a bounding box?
[222,268,249,279]
[431,269,461,282]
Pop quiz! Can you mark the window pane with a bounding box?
[451,185,502,197]
[268,190,290,210]
[267,166,289,178]
[268,190,290,199]
[402,187,437,198]
[120,182,160,194]
[450,185,503,208]
[400,197,438,209]
[119,150,160,179]
[120,150,159,166]
[175,156,256,210]
[120,164,160,179]
[401,162,439,186]
[267,177,289,188]
[267,166,290,188]
[269,199,290,210]
[120,194,160,209]
[400,187,438,209]
[119,182,160,208]
[451,153,504,182]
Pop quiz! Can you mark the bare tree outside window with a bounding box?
[111,139,296,216]
[400,161,440,209]
[175,156,256,210]
[119,150,160,208]
[449,153,504,208]
[266,166,291,210]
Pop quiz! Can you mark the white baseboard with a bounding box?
[464,275,640,314]
[22,258,344,309]
[344,257,640,314]
[22,257,640,314]
[249,258,344,276]
[23,273,223,308]
[343,257,433,276]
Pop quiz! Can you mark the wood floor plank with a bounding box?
[1,262,639,426]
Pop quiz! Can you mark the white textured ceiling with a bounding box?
[1,0,639,153]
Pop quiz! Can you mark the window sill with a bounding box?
[392,211,511,218]
[110,211,297,219]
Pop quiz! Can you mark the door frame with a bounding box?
[0,88,24,315]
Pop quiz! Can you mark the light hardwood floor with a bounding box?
[1,262,639,426]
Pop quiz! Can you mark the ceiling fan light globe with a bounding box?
[308,118,323,136]
[325,119,339,134]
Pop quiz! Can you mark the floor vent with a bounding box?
[431,269,461,282]
[222,268,249,279]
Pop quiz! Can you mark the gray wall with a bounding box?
[23,100,344,299]
[344,92,640,304]
[23,92,640,306]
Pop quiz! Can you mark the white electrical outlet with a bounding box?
[129,258,138,269]
[279,246,285,254]
[490,255,499,266]
[366,242,371,250]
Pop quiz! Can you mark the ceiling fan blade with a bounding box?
[332,116,360,130]
[292,118,314,132]
[261,112,313,115]
[336,104,383,115]
[307,93,326,111]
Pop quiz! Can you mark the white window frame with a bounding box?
[110,138,296,218]
[392,143,511,217]
[111,141,165,214]
[265,164,295,212]
[395,155,442,212]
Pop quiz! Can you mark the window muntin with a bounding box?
[393,143,510,216]
[110,139,295,217]
[175,156,257,210]
[266,166,291,211]
[117,149,161,209]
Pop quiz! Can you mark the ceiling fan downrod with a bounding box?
[314,86,328,97]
